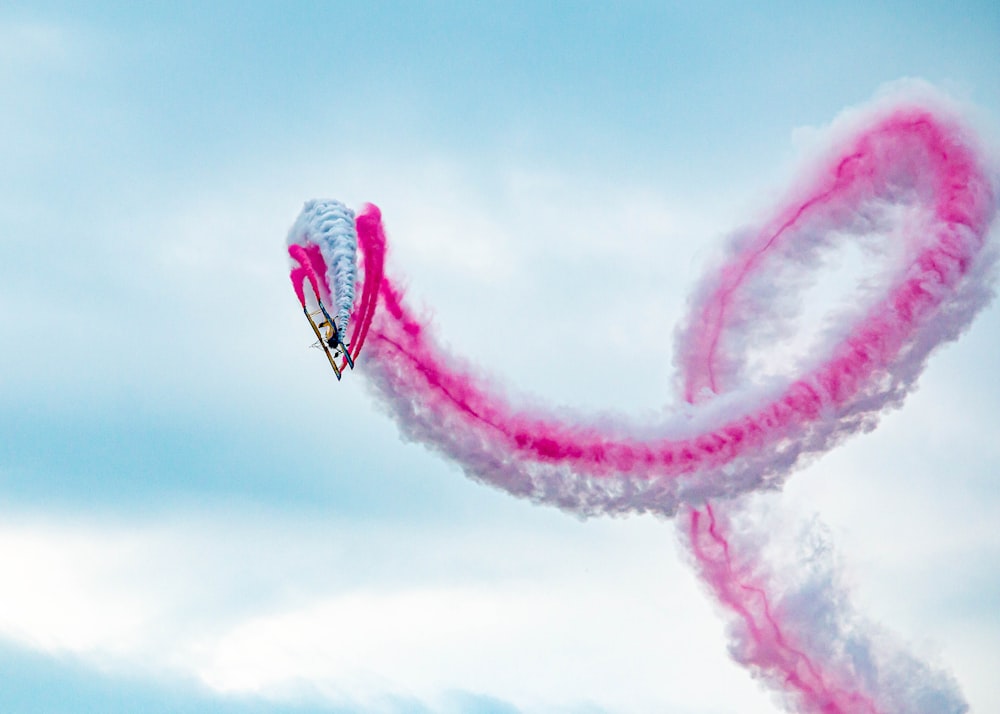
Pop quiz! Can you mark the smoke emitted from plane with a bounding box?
[287,199,359,341]
[287,88,997,713]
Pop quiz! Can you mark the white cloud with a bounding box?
[0,522,157,658]
[0,510,783,713]
[1,453,997,713]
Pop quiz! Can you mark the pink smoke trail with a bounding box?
[288,243,331,308]
[291,95,997,712]
[346,205,388,368]
[685,503,880,714]
[682,497,970,713]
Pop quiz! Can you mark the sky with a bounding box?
[1,2,999,712]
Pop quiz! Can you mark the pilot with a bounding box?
[325,320,341,350]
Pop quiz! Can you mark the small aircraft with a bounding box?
[302,300,354,380]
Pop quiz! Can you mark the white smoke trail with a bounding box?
[287,199,358,336]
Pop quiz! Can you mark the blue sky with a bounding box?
[1,2,999,712]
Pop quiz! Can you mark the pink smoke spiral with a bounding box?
[292,97,997,713]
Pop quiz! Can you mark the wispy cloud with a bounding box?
[0,510,779,713]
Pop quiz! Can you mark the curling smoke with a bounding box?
[287,199,358,337]
[288,92,997,713]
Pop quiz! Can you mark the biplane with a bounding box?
[302,300,354,380]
